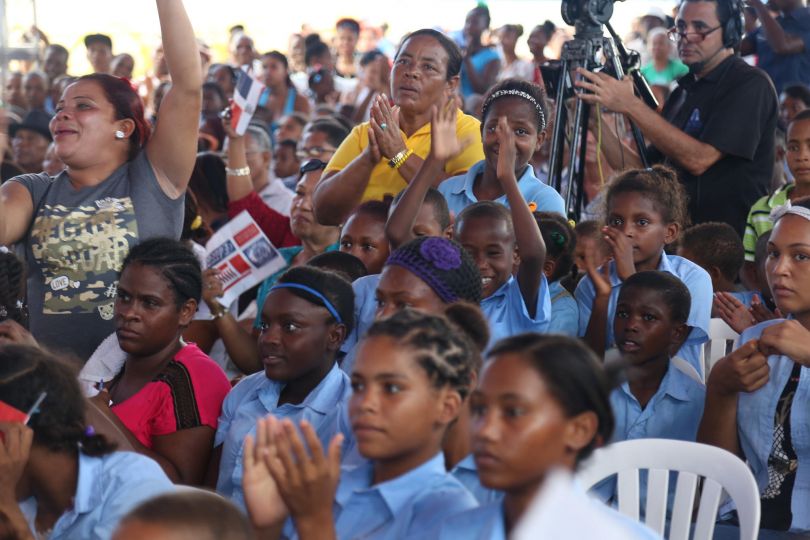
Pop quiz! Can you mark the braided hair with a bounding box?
[0,345,116,456]
[0,248,26,325]
[121,238,202,308]
[365,303,487,399]
[385,237,482,304]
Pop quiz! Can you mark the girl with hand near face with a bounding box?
[211,266,356,511]
[576,166,713,375]
[242,306,483,540]
[85,238,231,486]
[436,335,658,539]
[699,198,810,534]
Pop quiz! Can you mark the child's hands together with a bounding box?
[601,226,635,280]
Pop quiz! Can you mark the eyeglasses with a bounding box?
[296,146,337,160]
[667,25,722,43]
[299,158,328,174]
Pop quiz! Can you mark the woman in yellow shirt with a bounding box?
[313,29,484,226]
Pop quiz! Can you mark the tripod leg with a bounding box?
[548,57,570,193]
[564,91,587,220]
[575,104,591,219]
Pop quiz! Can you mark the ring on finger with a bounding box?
[380,122,388,131]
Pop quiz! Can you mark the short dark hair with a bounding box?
[573,221,609,257]
[0,345,116,456]
[122,238,202,307]
[305,118,350,148]
[305,41,331,66]
[620,270,692,325]
[360,49,385,67]
[308,251,368,282]
[276,266,355,336]
[789,108,810,128]
[121,491,252,540]
[46,43,69,59]
[782,84,810,107]
[336,18,361,35]
[456,201,515,239]
[681,222,744,282]
[534,211,576,282]
[395,29,463,80]
[189,152,229,214]
[605,165,689,229]
[487,334,614,465]
[391,187,452,231]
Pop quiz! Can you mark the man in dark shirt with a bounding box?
[576,0,778,237]
[742,0,810,94]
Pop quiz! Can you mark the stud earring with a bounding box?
[114,130,125,139]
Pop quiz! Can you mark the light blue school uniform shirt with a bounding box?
[437,161,566,219]
[19,451,174,540]
[575,255,712,375]
[593,362,706,508]
[451,454,503,505]
[215,363,354,509]
[340,273,381,375]
[437,496,663,539]
[736,319,810,532]
[547,279,579,336]
[482,275,551,349]
[282,452,477,539]
[730,289,758,308]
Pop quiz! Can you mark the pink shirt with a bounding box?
[111,344,231,449]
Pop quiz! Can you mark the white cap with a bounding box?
[643,6,668,21]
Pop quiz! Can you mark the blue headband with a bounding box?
[268,283,343,323]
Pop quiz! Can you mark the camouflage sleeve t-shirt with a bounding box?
[11,151,184,361]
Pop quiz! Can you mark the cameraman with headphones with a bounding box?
[577,0,777,238]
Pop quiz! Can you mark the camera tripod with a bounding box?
[546,21,657,220]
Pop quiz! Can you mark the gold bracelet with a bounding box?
[210,302,228,320]
[388,148,413,169]
[226,166,251,177]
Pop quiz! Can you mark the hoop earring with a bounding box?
[114,130,125,140]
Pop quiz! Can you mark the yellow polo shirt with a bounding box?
[325,111,485,203]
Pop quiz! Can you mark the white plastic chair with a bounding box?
[702,318,740,380]
[577,439,760,540]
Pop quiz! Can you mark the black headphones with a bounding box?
[720,0,745,48]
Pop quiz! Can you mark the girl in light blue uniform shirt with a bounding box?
[0,346,174,540]
[213,266,356,509]
[699,199,810,536]
[242,307,483,539]
[576,166,712,376]
[534,211,579,336]
[436,335,659,540]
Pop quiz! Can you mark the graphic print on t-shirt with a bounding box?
[30,197,139,319]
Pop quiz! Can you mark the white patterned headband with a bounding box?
[482,89,547,131]
[770,200,810,223]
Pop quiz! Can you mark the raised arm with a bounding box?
[495,117,546,317]
[0,110,34,246]
[385,100,458,249]
[146,0,202,199]
[588,111,644,171]
[744,0,806,55]
[582,251,613,357]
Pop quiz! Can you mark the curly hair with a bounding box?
[604,165,689,229]
[0,345,116,456]
[680,222,744,282]
[365,303,487,399]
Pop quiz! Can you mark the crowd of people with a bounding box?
[0,0,809,538]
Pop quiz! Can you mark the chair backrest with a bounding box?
[576,439,760,540]
[702,318,740,380]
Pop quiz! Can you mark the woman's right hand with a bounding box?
[220,104,241,141]
[202,268,224,310]
[430,97,460,162]
[707,339,770,397]
[0,423,33,503]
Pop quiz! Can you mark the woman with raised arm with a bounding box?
[0,0,201,361]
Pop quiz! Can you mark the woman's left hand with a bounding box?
[266,419,343,524]
[369,95,406,159]
[0,423,33,503]
[758,320,810,366]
